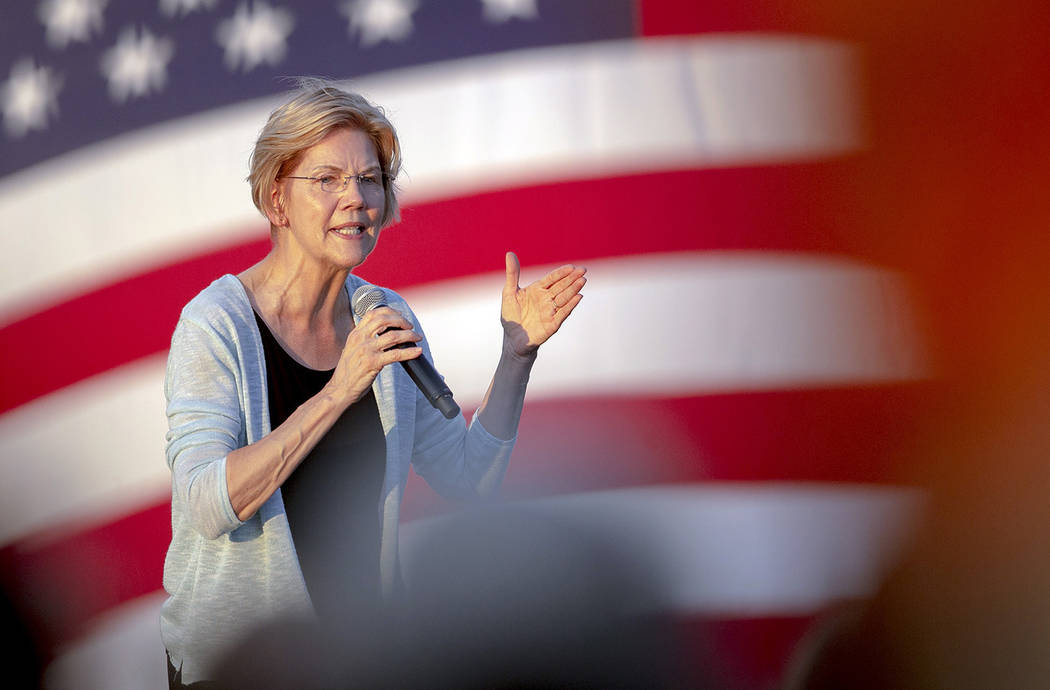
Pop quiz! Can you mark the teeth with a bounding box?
[335,226,362,235]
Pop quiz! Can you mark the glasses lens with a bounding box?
[317,175,384,193]
[320,176,347,193]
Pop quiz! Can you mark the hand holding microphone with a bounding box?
[351,286,461,420]
[324,297,422,410]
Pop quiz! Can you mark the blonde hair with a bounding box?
[248,80,402,228]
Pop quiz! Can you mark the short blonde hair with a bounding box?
[249,80,402,228]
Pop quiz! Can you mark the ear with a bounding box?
[265,181,288,228]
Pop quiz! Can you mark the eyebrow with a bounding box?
[309,164,382,175]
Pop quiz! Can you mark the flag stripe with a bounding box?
[0,252,927,544]
[0,384,928,552]
[400,485,921,616]
[0,504,171,656]
[0,34,861,325]
[409,252,926,400]
[36,592,170,689]
[0,160,874,415]
[7,483,919,658]
[406,385,935,522]
[640,0,836,37]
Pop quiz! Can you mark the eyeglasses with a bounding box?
[282,172,386,194]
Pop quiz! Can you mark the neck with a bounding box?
[241,249,351,327]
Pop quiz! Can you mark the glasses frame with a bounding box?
[282,172,388,194]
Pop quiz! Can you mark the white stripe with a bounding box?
[45,592,168,690]
[44,483,920,690]
[409,252,928,400]
[0,253,924,545]
[399,483,922,616]
[0,34,862,325]
[0,355,172,546]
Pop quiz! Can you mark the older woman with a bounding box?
[161,84,585,686]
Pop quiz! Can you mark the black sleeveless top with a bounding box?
[253,311,387,618]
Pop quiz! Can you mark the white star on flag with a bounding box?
[38,0,108,49]
[215,1,295,72]
[1,58,63,137]
[99,26,175,103]
[481,0,538,23]
[341,0,418,47]
[159,0,218,18]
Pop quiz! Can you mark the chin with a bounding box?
[339,248,376,271]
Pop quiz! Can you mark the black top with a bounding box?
[253,311,387,618]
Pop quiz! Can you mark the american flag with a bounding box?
[11,0,1040,687]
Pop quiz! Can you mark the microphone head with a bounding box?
[351,286,387,319]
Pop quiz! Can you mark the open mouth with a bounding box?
[331,223,365,236]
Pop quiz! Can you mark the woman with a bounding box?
[161,83,586,687]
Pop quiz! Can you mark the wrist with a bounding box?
[502,336,538,363]
[317,381,355,414]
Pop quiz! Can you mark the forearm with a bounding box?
[225,387,350,520]
[476,338,538,441]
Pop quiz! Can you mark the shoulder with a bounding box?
[178,274,254,332]
[170,275,256,359]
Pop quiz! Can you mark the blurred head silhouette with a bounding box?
[211,503,701,689]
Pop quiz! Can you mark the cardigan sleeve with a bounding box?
[165,317,246,539]
[403,310,516,500]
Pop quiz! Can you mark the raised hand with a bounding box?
[501,251,586,357]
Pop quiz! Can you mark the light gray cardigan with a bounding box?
[161,274,514,683]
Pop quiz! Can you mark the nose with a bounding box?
[339,176,366,209]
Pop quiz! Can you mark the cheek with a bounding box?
[294,196,335,221]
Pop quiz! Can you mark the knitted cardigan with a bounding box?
[160,273,514,683]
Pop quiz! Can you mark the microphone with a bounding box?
[351,285,461,420]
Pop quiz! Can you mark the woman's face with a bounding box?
[274,127,386,272]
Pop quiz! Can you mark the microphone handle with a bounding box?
[387,333,461,420]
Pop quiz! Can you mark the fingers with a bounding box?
[507,252,587,293]
[505,251,521,292]
[548,270,587,306]
[343,309,421,362]
[540,264,578,289]
[379,343,423,366]
[358,306,414,337]
[356,309,421,354]
[328,307,424,406]
[552,293,584,326]
[375,326,422,353]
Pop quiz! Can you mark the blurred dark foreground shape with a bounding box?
[210,504,707,689]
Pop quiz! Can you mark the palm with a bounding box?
[500,252,586,357]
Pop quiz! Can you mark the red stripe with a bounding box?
[678,614,818,689]
[0,502,170,658]
[403,383,934,519]
[364,160,865,287]
[513,386,929,484]
[1,383,929,653]
[639,0,847,37]
[0,240,271,415]
[0,161,866,415]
